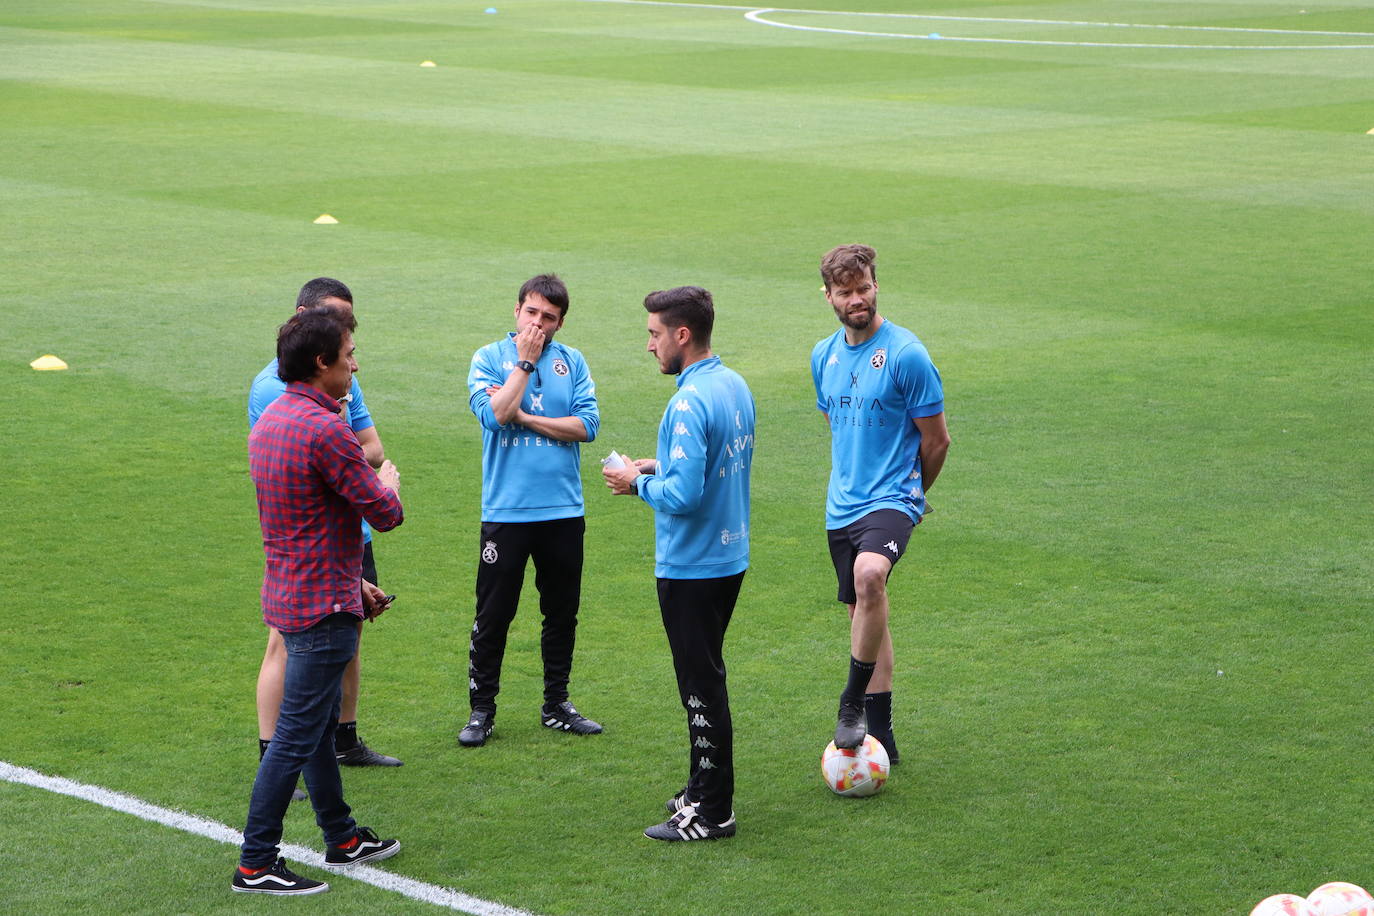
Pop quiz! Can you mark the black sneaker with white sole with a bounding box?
[232,858,328,895]
[324,826,401,868]
[458,709,494,747]
[644,806,736,842]
[541,701,603,735]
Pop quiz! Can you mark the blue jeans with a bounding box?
[240,612,360,867]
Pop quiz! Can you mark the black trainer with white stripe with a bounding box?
[232,858,328,895]
[644,806,736,842]
[541,701,603,735]
[323,826,401,868]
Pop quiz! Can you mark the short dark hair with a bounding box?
[276,306,356,384]
[643,286,714,349]
[296,277,353,310]
[518,274,569,316]
[820,244,877,291]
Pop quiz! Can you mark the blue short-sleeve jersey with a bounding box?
[467,335,599,523]
[249,358,377,542]
[811,319,943,529]
[636,356,754,580]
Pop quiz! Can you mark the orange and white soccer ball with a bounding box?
[1250,893,1316,916]
[1307,882,1374,916]
[821,734,890,797]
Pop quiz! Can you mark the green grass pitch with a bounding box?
[3,0,1372,912]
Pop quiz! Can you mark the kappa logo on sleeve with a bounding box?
[670,445,687,460]
[501,360,514,372]
[673,422,689,436]
[673,400,692,413]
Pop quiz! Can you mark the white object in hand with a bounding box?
[602,450,626,470]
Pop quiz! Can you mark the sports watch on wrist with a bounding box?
[515,359,536,373]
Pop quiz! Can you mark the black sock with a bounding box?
[334,721,358,751]
[258,738,270,761]
[864,691,897,760]
[842,657,876,704]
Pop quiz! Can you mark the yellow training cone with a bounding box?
[31,354,68,371]
[420,60,437,67]
[313,214,339,224]
[1367,127,1374,134]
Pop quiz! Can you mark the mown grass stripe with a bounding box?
[0,761,539,916]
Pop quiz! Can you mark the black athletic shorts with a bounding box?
[362,541,378,589]
[826,508,914,605]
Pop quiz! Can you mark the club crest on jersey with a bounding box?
[871,348,887,369]
[552,358,569,376]
[481,541,499,564]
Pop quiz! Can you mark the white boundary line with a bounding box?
[0,761,538,916]
[576,0,1374,49]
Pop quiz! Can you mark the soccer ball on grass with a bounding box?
[820,734,890,797]
[1306,882,1373,916]
[1250,893,1316,916]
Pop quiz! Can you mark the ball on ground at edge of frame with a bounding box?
[1250,893,1317,916]
[821,734,890,797]
[1307,882,1374,916]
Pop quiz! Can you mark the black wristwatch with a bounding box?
[515,359,536,373]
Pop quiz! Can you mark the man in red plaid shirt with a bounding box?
[234,307,405,896]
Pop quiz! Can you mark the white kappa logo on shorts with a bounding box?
[885,540,899,555]
[552,358,569,376]
[482,541,499,564]
[871,348,887,369]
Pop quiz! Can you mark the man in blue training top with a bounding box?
[248,278,403,776]
[811,244,950,761]
[603,285,754,842]
[459,274,603,747]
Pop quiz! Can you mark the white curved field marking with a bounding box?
[572,0,1374,49]
[0,761,539,916]
[743,8,1374,48]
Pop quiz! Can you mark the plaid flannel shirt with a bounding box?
[248,382,403,632]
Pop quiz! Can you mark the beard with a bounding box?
[660,352,683,375]
[837,304,875,330]
[834,290,878,331]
